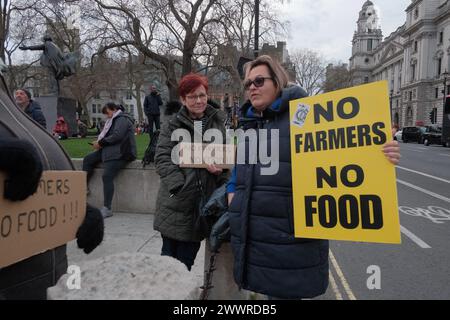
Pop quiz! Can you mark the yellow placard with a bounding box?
[289,81,400,244]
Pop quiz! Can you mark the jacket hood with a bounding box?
[176,104,225,129]
[241,85,308,120]
[115,111,134,122]
[26,100,42,112]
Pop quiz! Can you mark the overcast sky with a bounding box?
[279,0,412,64]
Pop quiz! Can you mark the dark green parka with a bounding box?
[154,105,229,242]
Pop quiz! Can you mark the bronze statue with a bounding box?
[20,36,77,94]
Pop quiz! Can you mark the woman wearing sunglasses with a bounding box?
[226,55,401,300]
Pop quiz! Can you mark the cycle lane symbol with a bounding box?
[399,206,450,224]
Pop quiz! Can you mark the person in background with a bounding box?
[223,93,230,112]
[153,73,228,271]
[144,85,163,141]
[77,119,88,138]
[14,88,46,128]
[82,102,137,218]
[52,116,69,140]
[226,55,401,300]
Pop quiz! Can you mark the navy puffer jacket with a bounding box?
[25,100,46,129]
[228,85,329,299]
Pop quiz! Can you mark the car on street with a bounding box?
[402,126,426,143]
[422,126,442,146]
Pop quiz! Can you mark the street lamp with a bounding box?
[442,70,449,147]
[443,70,449,124]
[443,70,449,103]
[389,89,393,123]
[254,0,260,59]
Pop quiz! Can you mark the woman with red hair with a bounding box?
[153,73,229,271]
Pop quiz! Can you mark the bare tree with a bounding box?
[1,0,44,91]
[85,0,220,100]
[291,49,326,96]
[322,63,352,93]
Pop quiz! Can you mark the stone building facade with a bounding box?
[350,0,450,128]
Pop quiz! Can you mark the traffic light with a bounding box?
[429,110,435,124]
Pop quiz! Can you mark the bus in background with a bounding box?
[443,95,450,147]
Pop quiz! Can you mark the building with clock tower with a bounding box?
[350,1,383,86]
[349,0,450,129]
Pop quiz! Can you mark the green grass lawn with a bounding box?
[59,134,150,159]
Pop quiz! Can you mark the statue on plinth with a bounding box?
[20,36,77,95]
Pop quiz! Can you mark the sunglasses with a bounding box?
[244,77,273,91]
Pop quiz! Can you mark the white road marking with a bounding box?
[400,225,432,249]
[397,179,450,203]
[399,206,450,224]
[397,166,450,184]
[329,250,357,300]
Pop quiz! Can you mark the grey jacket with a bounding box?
[98,113,137,162]
[153,105,229,242]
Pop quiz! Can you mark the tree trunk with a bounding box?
[134,82,143,121]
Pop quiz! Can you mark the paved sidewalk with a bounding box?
[66,213,206,284]
[66,213,333,300]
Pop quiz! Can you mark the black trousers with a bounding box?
[161,236,201,271]
[146,114,160,140]
[82,150,127,209]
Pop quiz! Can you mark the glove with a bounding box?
[76,204,104,254]
[0,137,43,201]
[209,212,230,253]
[201,184,227,218]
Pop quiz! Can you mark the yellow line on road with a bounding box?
[329,250,357,300]
[329,272,343,300]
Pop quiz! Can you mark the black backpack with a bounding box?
[142,130,160,167]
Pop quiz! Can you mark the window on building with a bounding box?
[367,39,373,52]
[411,64,416,82]
[414,41,418,53]
[129,105,135,116]
[436,87,440,99]
[364,76,369,83]
[409,91,413,101]
[406,106,413,126]
[414,7,419,19]
[126,91,133,100]
[92,104,97,114]
[439,31,444,45]
[437,58,442,76]
[94,92,100,99]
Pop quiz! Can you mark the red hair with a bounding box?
[178,73,208,98]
